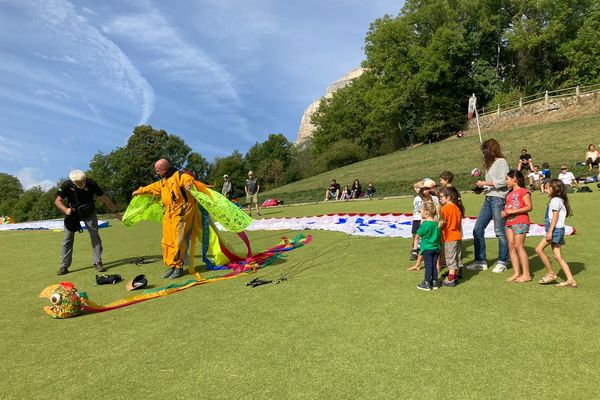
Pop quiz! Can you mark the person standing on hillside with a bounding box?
[466,138,510,274]
[132,159,199,279]
[245,170,261,216]
[55,170,121,275]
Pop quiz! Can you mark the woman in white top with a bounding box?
[585,144,598,171]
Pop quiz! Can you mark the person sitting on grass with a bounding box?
[350,179,362,199]
[339,185,351,201]
[527,165,543,191]
[324,179,340,201]
[366,181,376,198]
[585,144,598,171]
[557,164,578,192]
[540,162,552,194]
[517,148,534,172]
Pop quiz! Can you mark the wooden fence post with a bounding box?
[545,90,549,104]
[519,97,522,109]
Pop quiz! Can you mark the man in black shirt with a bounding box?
[324,179,340,201]
[54,170,121,275]
[245,170,261,216]
[517,148,534,171]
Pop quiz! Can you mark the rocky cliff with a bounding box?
[295,67,365,145]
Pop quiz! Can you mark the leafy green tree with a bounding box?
[0,173,24,216]
[185,152,210,181]
[12,186,45,221]
[87,125,210,206]
[207,150,246,196]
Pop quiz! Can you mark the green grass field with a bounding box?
[1,190,599,399]
[264,112,600,204]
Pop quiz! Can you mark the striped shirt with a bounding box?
[485,158,510,198]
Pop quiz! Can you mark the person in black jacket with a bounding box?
[54,170,121,275]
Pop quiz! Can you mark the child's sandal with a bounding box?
[538,274,557,284]
[556,281,577,288]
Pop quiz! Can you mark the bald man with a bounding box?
[132,159,200,279]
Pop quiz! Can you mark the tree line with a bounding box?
[310,0,600,168]
[0,126,305,222]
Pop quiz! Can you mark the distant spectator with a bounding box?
[456,130,464,139]
[339,185,351,201]
[324,179,340,201]
[366,181,376,198]
[540,162,552,193]
[439,170,454,188]
[557,164,578,192]
[585,144,599,171]
[350,179,362,199]
[221,174,234,200]
[527,165,543,191]
[245,171,261,216]
[517,148,534,171]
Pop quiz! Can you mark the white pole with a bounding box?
[471,94,483,143]
[475,106,482,144]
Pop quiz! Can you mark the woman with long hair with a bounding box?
[466,138,511,273]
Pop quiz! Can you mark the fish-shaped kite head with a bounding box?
[39,282,83,319]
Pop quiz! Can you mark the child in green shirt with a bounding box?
[416,202,442,291]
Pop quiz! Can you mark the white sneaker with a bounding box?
[492,263,507,273]
[466,261,488,271]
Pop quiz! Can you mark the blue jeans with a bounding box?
[472,196,508,265]
[422,249,440,283]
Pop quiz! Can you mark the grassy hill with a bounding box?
[265,107,600,204]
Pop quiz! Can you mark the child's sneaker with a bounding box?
[492,263,507,273]
[410,249,418,260]
[466,261,488,271]
[442,278,457,287]
[431,280,440,290]
[416,280,432,291]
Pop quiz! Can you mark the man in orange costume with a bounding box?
[132,159,200,279]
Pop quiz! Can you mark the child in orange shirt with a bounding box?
[438,186,464,287]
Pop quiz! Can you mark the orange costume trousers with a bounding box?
[136,171,200,269]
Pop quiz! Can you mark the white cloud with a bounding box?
[30,0,155,124]
[34,52,79,64]
[102,9,239,104]
[34,88,70,99]
[17,167,56,190]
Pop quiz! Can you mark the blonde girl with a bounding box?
[502,170,533,283]
[415,202,441,291]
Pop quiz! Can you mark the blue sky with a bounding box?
[0,0,402,190]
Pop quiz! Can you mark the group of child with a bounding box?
[407,170,576,291]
